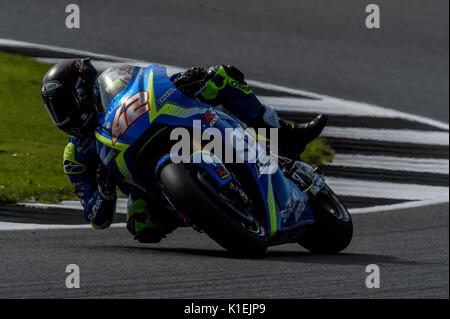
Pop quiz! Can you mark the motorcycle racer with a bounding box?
[41,59,327,243]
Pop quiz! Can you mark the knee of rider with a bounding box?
[89,213,114,230]
[126,197,149,221]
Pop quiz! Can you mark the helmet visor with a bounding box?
[43,90,77,127]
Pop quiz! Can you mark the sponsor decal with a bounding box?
[158,87,175,107]
[63,161,84,174]
[75,60,88,72]
[103,149,117,165]
[88,197,103,221]
[41,80,62,95]
[230,80,251,93]
[215,166,230,180]
[203,108,219,127]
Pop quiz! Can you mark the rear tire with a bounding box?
[298,186,353,253]
[160,163,268,256]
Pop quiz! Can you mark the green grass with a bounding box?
[0,51,334,205]
[0,51,77,205]
[301,136,335,167]
[281,117,335,166]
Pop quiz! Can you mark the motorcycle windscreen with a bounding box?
[96,65,135,112]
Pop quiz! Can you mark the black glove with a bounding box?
[206,65,245,83]
[96,163,117,201]
[172,66,207,96]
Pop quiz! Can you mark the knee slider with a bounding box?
[90,219,112,230]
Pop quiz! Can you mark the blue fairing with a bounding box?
[95,64,314,237]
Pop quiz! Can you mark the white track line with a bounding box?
[0,221,125,231]
[328,154,449,174]
[21,175,449,212]
[1,37,448,221]
[1,37,448,130]
[20,199,128,213]
[322,127,449,146]
[0,38,128,62]
[4,198,448,231]
[258,96,449,131]
[350,198,449,214]
[34,57,186,76]
[34,58,450,147]
[325,177,449,201]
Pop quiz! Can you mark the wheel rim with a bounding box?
[325,190,352,222]
[217,191,267,237]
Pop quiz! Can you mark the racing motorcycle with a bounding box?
[94,64,353,256]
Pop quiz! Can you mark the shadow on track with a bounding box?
[86,244,423,266]
[263,251,422,266]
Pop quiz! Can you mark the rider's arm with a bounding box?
[172,65,266,125]
[63,136,116,229]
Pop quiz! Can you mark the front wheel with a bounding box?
[159,163,268,256]
[298,185,353,253]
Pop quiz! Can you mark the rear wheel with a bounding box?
[160,163,268,256]
[298,185,353,253]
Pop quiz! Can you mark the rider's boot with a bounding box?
[126,199,171,243]
[278,114,328,159]
[249,105,328,159]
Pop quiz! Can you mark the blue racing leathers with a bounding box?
[64,64,274,233]
[63,134,117,229]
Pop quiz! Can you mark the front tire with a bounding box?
[160,163,268,256]
[298,186,353,253]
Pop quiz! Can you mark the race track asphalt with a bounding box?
[0,0,448,298]
[0,0,448,122]
[0,203,448,298]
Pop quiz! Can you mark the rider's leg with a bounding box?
[250,107,328,159]
[198,65,264,124]
[197,65,327,158]
[126,192,177,243]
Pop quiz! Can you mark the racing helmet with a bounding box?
[41,59,99,136]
